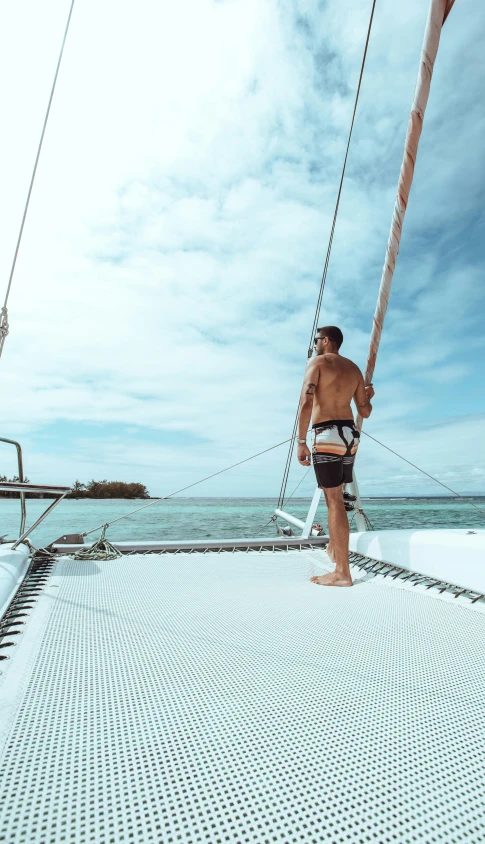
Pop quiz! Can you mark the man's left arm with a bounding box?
[297,358,319,466]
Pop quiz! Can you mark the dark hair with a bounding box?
[316,325,343,350]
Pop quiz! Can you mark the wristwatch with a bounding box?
[297,438,307,444]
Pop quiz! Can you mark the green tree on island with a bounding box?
[68,479,150,499]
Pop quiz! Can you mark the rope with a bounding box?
[0,0,76,363]
[285,467,313,503]
[277,0,377,509]
[76,425,484,546]
[256,514,279,535]
[276,413,299,509]
[361,430,485,516]
[307,0,377,357]
[73,524,121,561]
[349,508,374,531]
[81,436,294,539]
[255,467,313,537]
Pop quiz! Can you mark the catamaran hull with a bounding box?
[0,543,31,619]
[349,528,485,593]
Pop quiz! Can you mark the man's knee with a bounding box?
[324,486,344,507]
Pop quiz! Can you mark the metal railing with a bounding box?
[0,437,26,536]
[0,437,71,548]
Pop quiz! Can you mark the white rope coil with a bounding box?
[73,525,121,561]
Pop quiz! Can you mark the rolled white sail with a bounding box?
[357,0,456,427]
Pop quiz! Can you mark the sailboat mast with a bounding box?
[356,0,456,429]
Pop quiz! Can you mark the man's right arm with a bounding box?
[353,374,374,419]
[296,357,320,466]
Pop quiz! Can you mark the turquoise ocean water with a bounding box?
[1,496,484,547]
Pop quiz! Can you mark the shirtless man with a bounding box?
[297,326,374,587]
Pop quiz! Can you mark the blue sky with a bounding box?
[0,0,484,500]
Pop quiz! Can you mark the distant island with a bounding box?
[0,477,150,499]
[68,480,150,499]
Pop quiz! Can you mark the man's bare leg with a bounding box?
[311,485,352,587]
[322,489,335,562]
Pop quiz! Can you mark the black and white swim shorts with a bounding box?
[312,419,360,489]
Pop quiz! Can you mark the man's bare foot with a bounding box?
[310,572,352,587]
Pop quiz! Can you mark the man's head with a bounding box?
[314,325,343,355]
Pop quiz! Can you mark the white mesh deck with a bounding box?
[1,550,485,843]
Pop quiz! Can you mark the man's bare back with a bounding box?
[308,352,367,424]
[297,343,372,457]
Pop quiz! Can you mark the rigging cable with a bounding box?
[78,427,485,543]
[360,430,485,516]
[81,436,295,538]
[254,467,313,537]
[277,0,377,510]
[0,0,77,362]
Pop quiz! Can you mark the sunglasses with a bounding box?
[314,336,325,345]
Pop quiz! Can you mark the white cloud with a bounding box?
[0,0,484,503]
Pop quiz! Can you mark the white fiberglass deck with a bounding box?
[1,549,485,843]
[349,528,485,593]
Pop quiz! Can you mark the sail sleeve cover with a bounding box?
[357,0,452,428]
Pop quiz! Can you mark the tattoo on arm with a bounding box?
[305,382,317,396]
